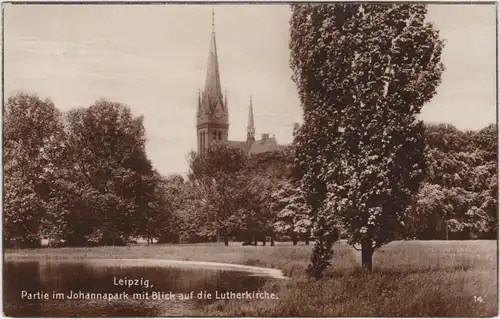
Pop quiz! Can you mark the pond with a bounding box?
[4,260,277,317]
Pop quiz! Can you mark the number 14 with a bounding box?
[473,296,484,303]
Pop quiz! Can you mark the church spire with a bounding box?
[197,6,229,154]
[203,6,222,102]
[247,94,255,142]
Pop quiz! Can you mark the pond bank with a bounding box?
[86,258,288,279]
[4,242,308,278]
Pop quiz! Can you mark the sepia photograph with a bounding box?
[2,1,498,317]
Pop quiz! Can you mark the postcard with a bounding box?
[3,2,497,317]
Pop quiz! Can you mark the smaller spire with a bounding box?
[247,94,255,141]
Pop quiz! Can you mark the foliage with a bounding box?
[289,3,445,274]
[61,100,156,245]
[409,124,497,239]
[243,150,296,242]
[4,93,66,248]
[271,181,311,239]
[157,174,207,244]
[3,94,169,247]
[246,149,295,180]
[4,92,494,250]
[188,143,249,245]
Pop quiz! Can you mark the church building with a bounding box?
[196,11,285,155]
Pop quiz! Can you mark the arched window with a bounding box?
[218,131,222,140]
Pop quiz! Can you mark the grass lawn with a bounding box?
[4,240,497,317]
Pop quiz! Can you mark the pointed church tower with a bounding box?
[247,95,255,145]
[196,7,229,153]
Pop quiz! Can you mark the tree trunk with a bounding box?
[270,233,275,246]
[305,236,309,245]
[291,232,298,246]
[253,235,257,246]
[361,240,374,273]
[262,235,266,246]
[221,228,229,246]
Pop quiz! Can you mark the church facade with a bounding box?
[196,13,285,155]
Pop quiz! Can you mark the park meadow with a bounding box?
[5,239,497,317]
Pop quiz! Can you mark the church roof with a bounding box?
[227,135,285,155]
[248,136,284,155]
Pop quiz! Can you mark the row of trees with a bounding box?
[185,123,497,247]
[4,94,177,248]
[184,143,295,246]
[3,92,496,251]
[411,124,497,240]
[2,92,303,248]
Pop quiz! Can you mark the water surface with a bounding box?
[3,260,271,317]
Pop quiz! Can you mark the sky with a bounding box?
[4,3,497,176]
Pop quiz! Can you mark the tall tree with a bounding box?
[64,99,153,246]
[4,93,67,248]
[154,174,190,244]
[242,149,295,245]
[188,143,248,246]
[272,180,311,245]
[133,171,175,244]
[290,3,445,275]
